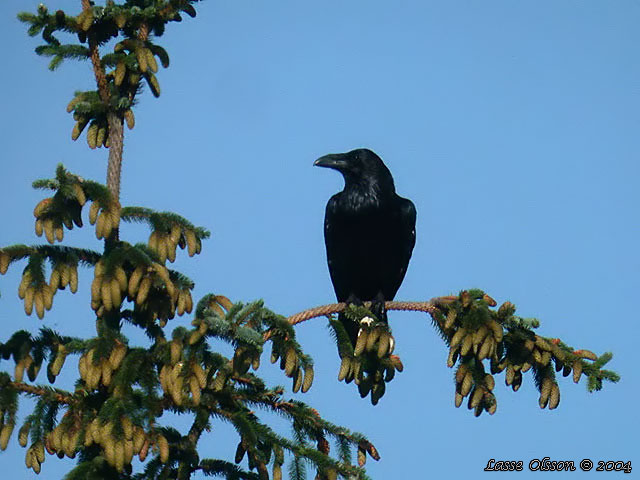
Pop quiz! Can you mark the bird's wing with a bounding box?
[323,194,351,302]
[388,196,416,297]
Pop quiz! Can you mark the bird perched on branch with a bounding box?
[314,148,416,346]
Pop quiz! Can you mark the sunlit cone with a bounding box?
[472,325,488,351]
[89,202,99,224]
[104,435,116,465]
[539,378,552,409]
[44,218,55,244]
[512,371,522,392]
[354,329,368,356]
[390,354,403,372]
[524,339,535,352]
[24,286,35,316]
[109,341,127,370]
[54,224,64,242]
[455,363,467,384]
[0,423,14,450]
[461,371,473,397]
[51,426,63,452]
[484,373,495,391]
[469,387,483,409]
[101,279,113,310]
[135,48,148,73]
[110,277,122,309]
[377,332,390,358]
[549,383,560,409]
[66,94,84,113]
[128,266,144,297]
[302,365,314,393]
[71,117,89,140]
[366,328,381,352]
[189,376,201,405]
[18,271,31,299]
[136,277,152,305]
[189,330,202,345]
[272,463,282,480]
[133,428,145,454]
[185,290,193,313]
[114,62,126,86]
[454,392,463,407]
[292,368,303,393]
[66,265,77,291]
[447,346,458,367]
[176,291,186,316]
[78,354,88,381]
[33,197,52,217]
[101,361,112,386]
[95,212,106,239]
[18,422,30,448]
[212,371,227,391]
[87,122,98,149]
[114,267,127,291]
[338,357,351,381]
[444,308,457,329]
[139,439,149,462]
[505,364,515,385]
[460,333,473,356]
[185,229,197,256]
[284,348,297,376]
[487,319,503,342]
[535,336,552,352]
[478,336,493,361]
[145,48,158,73]
[450,327,466,349]
[357,445,366,466]
[532,347,542,365]
[497,301,515,318]
[575,349,597,361]
[124,109,135,129]
[124,439,134,465]
[572,360,583,383]
[80,9,93,30]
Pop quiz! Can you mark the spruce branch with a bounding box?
[279,291,618,414]
[3,378,74,405]
[282,299,447,329]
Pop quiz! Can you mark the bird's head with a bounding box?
[314,148,394,191]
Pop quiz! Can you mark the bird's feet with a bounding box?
[370,292,388,324]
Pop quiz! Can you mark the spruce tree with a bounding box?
[0,1,618,479]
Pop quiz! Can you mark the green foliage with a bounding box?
[327,307,402,405]
[428,289,618,415]
[18,1,203,147]
[1,162,375,477]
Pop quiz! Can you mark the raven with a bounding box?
[315,148,416,346]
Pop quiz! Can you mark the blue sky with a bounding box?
[1,1,639,478]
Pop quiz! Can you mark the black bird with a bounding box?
[315,148,416,346]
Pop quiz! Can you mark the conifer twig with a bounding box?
[81,0,125,202]
[8,380,74,404]
[283,297,457,330]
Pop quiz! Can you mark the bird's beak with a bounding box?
[314,153,349,171]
